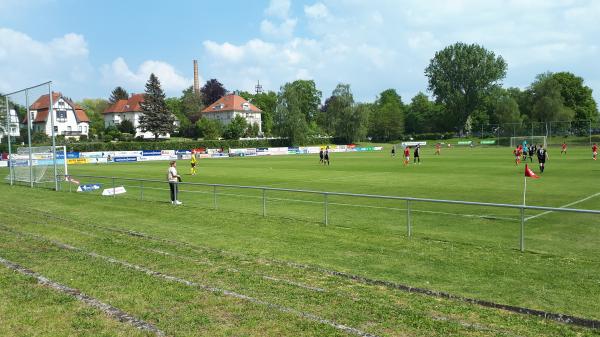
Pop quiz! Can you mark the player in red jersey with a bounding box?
[435,143,441,155]
[513,146,521,165]
[593,143,598,161]
[561,142,567,155]
[403,146,410,167]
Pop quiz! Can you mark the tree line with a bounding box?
[5,42,597,145]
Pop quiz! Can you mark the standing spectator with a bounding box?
[167,161,182,205]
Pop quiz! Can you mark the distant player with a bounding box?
[528,144,535,163]
[513,146,521,165]
[413,145,421,164]
[324,146,330,166]
[561,142,567,155]
[190,152,197,175]
[403,146,410,167]
[435,143,441,155]
[319,148,324,163]
[592,143,598,161]
[391,145,396,157]
[537,145,549,173]
[522,145,528,162]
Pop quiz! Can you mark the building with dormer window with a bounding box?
[23,92,90,139]
[201,94,262,134]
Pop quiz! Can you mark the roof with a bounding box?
[23,92,89,124]
[103,94,145,114]
[201,94,262,114]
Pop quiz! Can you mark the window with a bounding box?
[242,103,250,111]
[56,110,67,123]
[67,126,72,132]
[58,101,65,107]
[78,126,82,132]
[54,126,58,132]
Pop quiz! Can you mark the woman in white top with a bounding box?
[167,161,182,205]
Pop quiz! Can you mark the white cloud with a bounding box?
[202,0,600,103]
[265,0,291,19]
[304,3,329,19]
[100,57,191,95]
[0,28,92,96]
[260,18,297,39]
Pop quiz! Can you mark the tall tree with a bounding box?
[223,115,248,139]
[200,79,227,106]
[368,89,405,141]
[405,92,444,134]
[425,42,507,132]
[239,90,277,136]
[324,84,368,143]
[274,82,310,146]
[109,86,129,104]
[181,86,204,122]
[139,73,175,139]
[530,72,574,122]
[287,80,321,124]
[551,72,598,121]
[196,118,223,140]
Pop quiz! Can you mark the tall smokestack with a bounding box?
[193,60,199,95]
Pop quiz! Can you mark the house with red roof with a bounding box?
[103,93,173,139]
[201,94,262,134]
[23,92,90,139]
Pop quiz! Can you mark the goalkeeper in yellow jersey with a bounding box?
[190,152,198,175]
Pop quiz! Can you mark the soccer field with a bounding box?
[1,145,599,336]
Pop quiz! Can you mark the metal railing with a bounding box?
[54,174,600,253]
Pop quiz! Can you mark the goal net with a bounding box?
[7,146,67,185]
[510,136,547,148]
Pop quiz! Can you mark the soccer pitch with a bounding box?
[1,145,599,336]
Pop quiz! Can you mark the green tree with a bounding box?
[551,72,598,121]
[323,84,368,143]
[139,73,175,139]
[245,123,260,137]
[425,42,507,132]
[368,89,405,141]
[78,98,110,140]
[223,115,247,139]
[530,73,574,122]
[240,91,277,136]
[181,86,204,123]
[200,79,227,106]
[109,86,129,104]
[117,119,135,134]
[196,118,223,140]
[274,82,310,146]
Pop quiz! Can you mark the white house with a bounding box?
[201,94,262,134]
[103,94,173,139]
[24,92,90,139]
[0,109,20,141]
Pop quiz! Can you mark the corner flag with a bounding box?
[525,164,539,179]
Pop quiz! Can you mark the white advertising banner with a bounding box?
[102,186,127,196]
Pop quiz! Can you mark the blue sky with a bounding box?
[1,0,599,105]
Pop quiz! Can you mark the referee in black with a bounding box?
[537,145,549,173]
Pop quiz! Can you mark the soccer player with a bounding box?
[435,143,441,155]
[319,148,324,164]
[391,145,396,157]
[561,142,567,155]
[593,143,598,161]
[190,152,197,175]
[403,146,410,166]
[413,145,421,164]
[537,145,549,173]
[528,144,535,163]
[513,146,521,165]
[324,146,330,166]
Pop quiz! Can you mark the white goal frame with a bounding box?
[510,136,547,148]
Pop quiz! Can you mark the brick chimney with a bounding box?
[193,60,199,95]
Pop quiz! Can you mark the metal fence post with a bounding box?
[262,189,266,217]
[324,193,328,226]
[140,180,144,200]
[520,207,525,252]
[69,178,72,193]
[407,200,412,238]
[213,185,217,209]
[112,177,116,198]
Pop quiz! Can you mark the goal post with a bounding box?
[8,146,68,188]
[510,136,547,148]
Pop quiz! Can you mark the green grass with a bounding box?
[1,145,599,336]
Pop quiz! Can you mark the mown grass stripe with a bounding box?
[0,256,166,337]
[1,225,380,337]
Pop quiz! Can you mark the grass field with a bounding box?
[1,145,599,336]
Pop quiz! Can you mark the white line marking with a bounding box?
[3,226,379,337]
[525,192,600,221]
[0,256,166,337]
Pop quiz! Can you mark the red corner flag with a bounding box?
[525,164,539,179]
